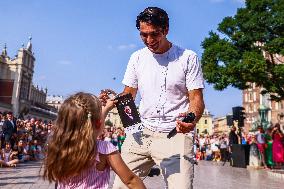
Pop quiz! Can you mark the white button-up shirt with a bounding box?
[122,44,204,132]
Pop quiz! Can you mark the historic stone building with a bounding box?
[213,116,230,135]
[0,38,57,121]
[106,108,123,128]
[196,109,214,135]
[243,53,284,131]
[46,95,64,110]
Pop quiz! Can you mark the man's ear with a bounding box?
[162,27,169,35]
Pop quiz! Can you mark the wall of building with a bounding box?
[196,109,214,135]
[0,79,14,104]
[242,51,284,131]
[0,39,57,120]
[106,108,123,128]
[213,116,230,135]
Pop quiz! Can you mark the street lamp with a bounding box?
[258,104,270,130]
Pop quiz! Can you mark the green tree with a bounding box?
[201,0,284,100]
[105,119,113,127]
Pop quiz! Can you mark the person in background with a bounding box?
[249,136,260,168]
[111,130,119,148]
[205,146,213,161]
[256,126,267,169]
[2,112,17,148]
[31,139,44,160]
[219,135,229,165]
[272,123,284,169]
[30,118,36,139]
[199,135,206,160]
[229,126,238,146]
[17,139,30,162]
[228,126,238,164]
[0,112,4,149]
[195,148,202,161]
[117,127,126,153]
[264,127,274,169]
[0,142,19,167]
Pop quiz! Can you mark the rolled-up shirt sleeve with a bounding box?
[186,53,205,91]
[122,53,138,88]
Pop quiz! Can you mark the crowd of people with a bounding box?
[98,125,126,152]
[0,111,51,167]
[195,133,230,163]
[0,110,127,168]
[194,124,284,170]
[250,124,284,169]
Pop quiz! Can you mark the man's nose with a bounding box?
[146,36,155,44]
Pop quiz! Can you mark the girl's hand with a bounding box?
[99,89,117,106]
[103,98,118,113]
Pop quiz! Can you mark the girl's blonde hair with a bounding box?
[43,92,102,182]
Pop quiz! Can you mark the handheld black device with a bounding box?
[167,112,196,139]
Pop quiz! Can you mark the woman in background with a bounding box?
[264,127,274,168]
[272,123,284,169]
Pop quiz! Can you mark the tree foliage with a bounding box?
[105,119,113,127]
[201,0,284,100]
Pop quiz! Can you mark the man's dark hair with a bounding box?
[136,7,169,30]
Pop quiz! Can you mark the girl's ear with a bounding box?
[95,119,102,129]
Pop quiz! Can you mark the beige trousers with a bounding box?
[112,127,194,189]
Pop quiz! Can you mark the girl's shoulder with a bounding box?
[96,140,118,155]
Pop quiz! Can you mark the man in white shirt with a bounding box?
[113,7,205,189]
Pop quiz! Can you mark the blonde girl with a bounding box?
[43,92,145,189]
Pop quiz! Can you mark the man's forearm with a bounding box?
[188,89,205,123]
[189,101,205,124]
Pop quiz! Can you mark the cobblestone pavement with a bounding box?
[1,161,283,189]
[0,161,54,189]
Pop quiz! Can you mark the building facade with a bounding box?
[46,95,64,110]
[213,116,230,135]
[0,38,57,121]
[106,107,123,128]
[196,109,214,135]
[243,53,284,131]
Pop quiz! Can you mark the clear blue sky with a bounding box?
[0,0,244,117]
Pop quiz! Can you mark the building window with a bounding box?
[275,102,279,110]
[253,92,256,101]
[204,129,208,134]
[205,119,207,124]
[245,93,248,102]
[249,92,253,101]
[249,104,253,113]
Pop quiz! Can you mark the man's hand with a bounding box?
[176,120,195,133]
[176,112,196,133]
